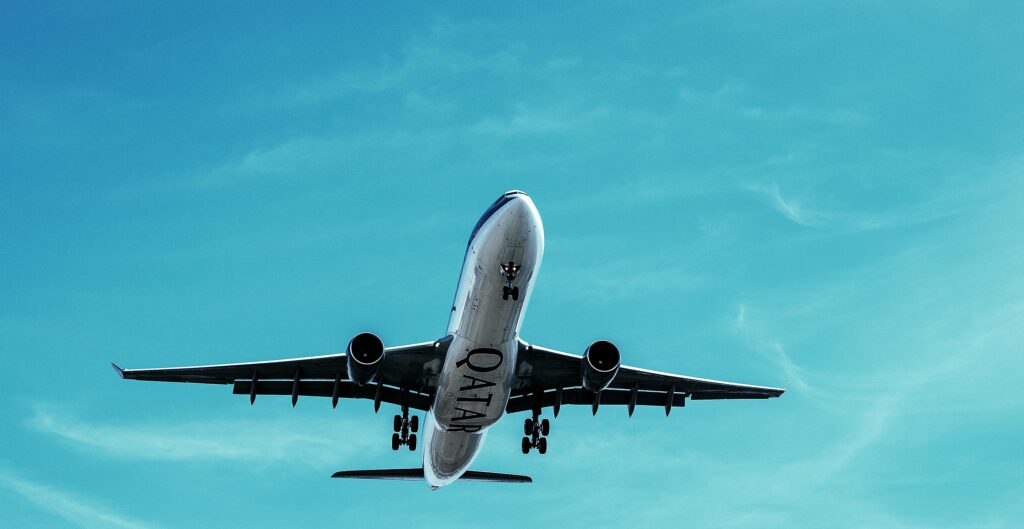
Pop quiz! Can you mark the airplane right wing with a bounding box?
[508,343,784,414]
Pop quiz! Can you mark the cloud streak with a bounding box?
[27,406,376,468]
[0,468,158,529]
[748,182,823,227]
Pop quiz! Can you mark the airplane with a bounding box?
[113,190,784,489]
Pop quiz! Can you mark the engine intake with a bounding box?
[581,340,620,392]
[347,332,384,385]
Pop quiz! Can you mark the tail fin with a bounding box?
[331,468,531,483]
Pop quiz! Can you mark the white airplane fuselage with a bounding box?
[423,191,544,488]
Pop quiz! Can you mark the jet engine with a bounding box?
[346,332,385,385]
[581,340,621,392]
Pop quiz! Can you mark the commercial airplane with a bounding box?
[113,190,784,489]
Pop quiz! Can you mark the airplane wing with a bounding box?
[507,343,784,415]
[113,341,443,411]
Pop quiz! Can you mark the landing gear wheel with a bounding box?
[391,433,400,451]
[524,418,534,436]
[521,437,531,454]
[511,287,520,301]
[393,415,403,432]
[537,437,548,455]
[408,434,417,452]
[502,286,510,300]
[410,415,419,433]
[541,418,550,436]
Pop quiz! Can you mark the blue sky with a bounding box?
[2,1,1023,527]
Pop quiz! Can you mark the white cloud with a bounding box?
[27,406,376,469]
[734,302,746,328]
[677,80,870,126]
[748,182,823,226]
[0,468,158,529]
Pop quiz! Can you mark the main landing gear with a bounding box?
[392,406,418,452]
[521,410,550,455]
[500,261,521,301]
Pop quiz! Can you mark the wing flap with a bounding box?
[506,387,687,413]
[231,380,433,411]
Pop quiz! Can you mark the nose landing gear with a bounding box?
[391,406,418,452]
[521,410,550,454]
[500,261,521,301]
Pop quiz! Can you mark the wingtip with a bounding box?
[111,362,125,379]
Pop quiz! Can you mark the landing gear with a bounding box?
[500,261,521,301]
[391,406,418,452]
[521,410,550,454]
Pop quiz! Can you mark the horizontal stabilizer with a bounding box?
[332,468,424,480]
[331,468,531,483]
[460,470,532,483]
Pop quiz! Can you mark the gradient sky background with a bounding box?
[2,2,1023,528]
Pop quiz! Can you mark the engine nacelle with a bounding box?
[346,332,385,385]
[581,340,621,392]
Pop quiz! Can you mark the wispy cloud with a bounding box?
[677,80,871,127]
[542,257,706,306]
[767,341,811,393]
[27,405,376,468]
[744,177,968,233]
[0,468,158,529]
[747,182,823,226]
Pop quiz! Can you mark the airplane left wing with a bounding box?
[508,343,784,414]
[113,341,443,411]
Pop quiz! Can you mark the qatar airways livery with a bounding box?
[114,190,784,489]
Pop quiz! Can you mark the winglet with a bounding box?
[111,362,125,379]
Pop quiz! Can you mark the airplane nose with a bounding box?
[507,195,530,216]
[502,193,543,242]
[503,196,542,233]
[501,191,535,217]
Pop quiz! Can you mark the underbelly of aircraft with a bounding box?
[431,334,517,431]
